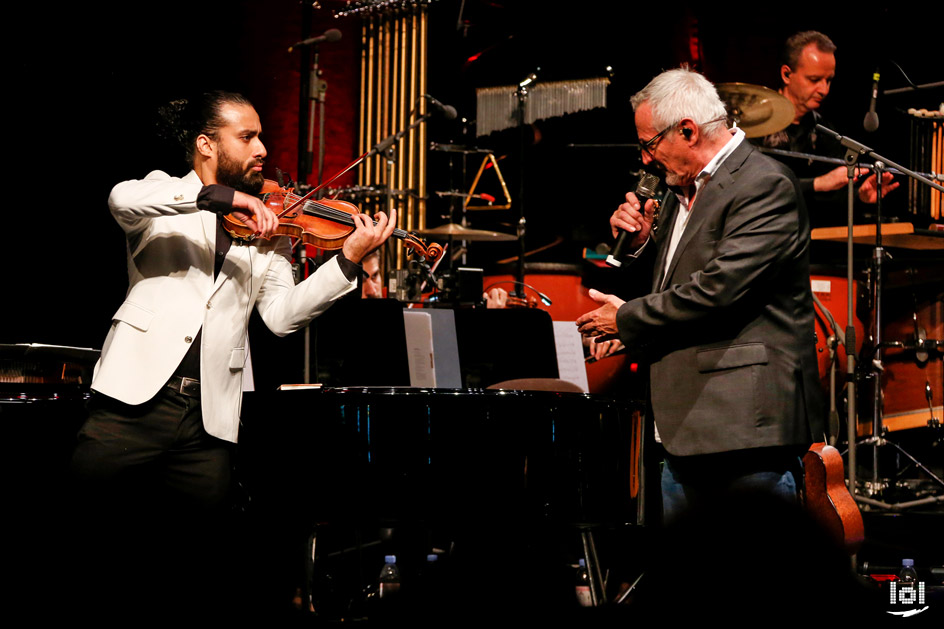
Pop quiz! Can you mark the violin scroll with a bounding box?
[401,234,444,262]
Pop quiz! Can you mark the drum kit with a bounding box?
[707,83,944,510]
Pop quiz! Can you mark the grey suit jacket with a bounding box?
[617,141,823,456]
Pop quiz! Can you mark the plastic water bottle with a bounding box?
[379,555,401,598]
[891,558,923,607]
[575,558,592,607]
[899,558,918,584]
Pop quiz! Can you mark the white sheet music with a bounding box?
[552,321,589,393]
[403,311,436,388]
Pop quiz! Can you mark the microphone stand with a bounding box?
[370,111,435,159]
[514,71,537,302]
[310,43,329,190]
[293,7,318,383]
[812,291,846,446]
[371,111,440,300]
[300,43,329,384]
[816,124,944,511]
[291,9,338,382]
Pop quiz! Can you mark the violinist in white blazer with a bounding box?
[72,91,395,505]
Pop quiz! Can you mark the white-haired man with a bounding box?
[577,68,823,522]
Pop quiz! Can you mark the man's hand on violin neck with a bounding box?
[342,209,397,264]
[231,190,278,238]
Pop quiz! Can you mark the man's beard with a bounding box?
[650,162,680,188]
[217,147,264,194]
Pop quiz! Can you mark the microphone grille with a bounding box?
[636,173,661,198]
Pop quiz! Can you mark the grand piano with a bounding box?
[236,386,643,616]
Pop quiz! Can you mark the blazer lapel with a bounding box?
[661,179,721,286]
[212,239,249,297]
[195,195,248,296]
[659,141,752,288]
[200,211,217,262]
[651,193,679,292]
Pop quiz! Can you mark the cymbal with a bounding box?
[415,223,517,241]
[715,82,794,138]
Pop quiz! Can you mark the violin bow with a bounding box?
[282,150,372,215]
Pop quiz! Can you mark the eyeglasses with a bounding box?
[638,116,730,155]
[639,123,674,155]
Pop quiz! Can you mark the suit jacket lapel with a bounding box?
[212,245,240,293]
[661,180,720,286]
[200,210,217,262]
[186,167,218,270]
[201,211,243,300]
[651,193,679,292]
[196,197,248,296]
[658,141,752,288]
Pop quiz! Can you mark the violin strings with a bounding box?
[284,195,410,238]
[246,193,425,255]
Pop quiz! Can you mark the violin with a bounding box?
[221,179,443,262]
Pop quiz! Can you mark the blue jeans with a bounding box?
[660,447,800,525]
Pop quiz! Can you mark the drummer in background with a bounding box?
[756,30,897,225]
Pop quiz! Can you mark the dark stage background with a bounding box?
[5,1,941,357]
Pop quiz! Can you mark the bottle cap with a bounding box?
[385,555,397,564]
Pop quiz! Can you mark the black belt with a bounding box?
[166,375,201,399]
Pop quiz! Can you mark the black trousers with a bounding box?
[72,385,231,506]
[69,385,236,617]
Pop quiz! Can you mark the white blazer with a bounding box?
[91,170,356,442]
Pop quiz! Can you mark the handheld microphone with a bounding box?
[606,173,661,268]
